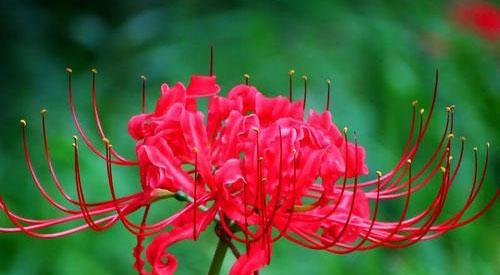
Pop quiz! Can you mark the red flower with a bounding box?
[454,2,500,41]
[0,57,497,275]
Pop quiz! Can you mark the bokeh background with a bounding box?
[0,0,498,274]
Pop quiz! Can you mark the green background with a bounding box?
[0,1,498,274]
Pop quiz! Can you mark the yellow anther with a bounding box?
[420,108,425,115]
[152,188,175,200]
[40,109,47,115]
[440,167,446,173]
[302,75,308,81]
[140,75,147,80]
[460,136,466,141]
[73,135,78,141]
[293,204,315,212]
[486,142,490,148]
[20,119,27,127]
[448,133,454,139]
[343,127,348,134]
[243,73,250,80]
[326,79,331,84]
[473,146,478,151]
[258,156,264,161]
[407,159,412,164]
[65,67,73,73]
[412,100,418,106]
[72,143,77,148]
[375,170,382,177]
[91,68,97,74]
[288,70,295,76]
[102,137,109,144]
[193,147,199,153]
[252,127,260,133]
[449,156,453,161]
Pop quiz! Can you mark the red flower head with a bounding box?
[0,50,497,275]
[453,2,500,41]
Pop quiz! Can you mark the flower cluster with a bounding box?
[0,62,497,275]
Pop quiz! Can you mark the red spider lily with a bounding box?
[453,1,500,41]
[0,50,498,275]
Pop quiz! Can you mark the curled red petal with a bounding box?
[229,242,269,275]
[186,75,220,98]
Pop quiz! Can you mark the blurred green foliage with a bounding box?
[0,0,498,274]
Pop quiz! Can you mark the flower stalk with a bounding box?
[208,235,229,275]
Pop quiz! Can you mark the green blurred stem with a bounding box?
[208,237,228,275]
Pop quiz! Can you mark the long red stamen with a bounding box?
[193,148,199,240]
[141,75,147,113]
[271,148,297,242]
[21,119,79,214]
[73,137,109,231]
[302,75,308,110]
[90,68,138,165]
[41,110,137,208]
[288,70,295,102]
[326,79,331,111]
[209,46,214,76]
[66,68,136,166]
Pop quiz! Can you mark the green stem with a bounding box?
[208,237,229,275]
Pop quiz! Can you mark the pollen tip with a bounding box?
[486,142,490,148]
[243,73,250,79]
[473,146,478,151]
[91,68,97,74]
[326,79,331,84]
[440,166,446,173]
[412,100,418,106]
[258,156,264,161]
[193,147,199,153]
[460,136,466,141]
[19,119,27,127]
[102,137,109,144]
[375,170,382,177]
[343,127,348,134]
[251,127,260,133]
[40,108,47,115]
[72,143,77,148]
[302,75,307,81]
[448,133,454,139]
[288,69,295,76]
[449,156,453,161]
[140,75,147,80]
[420,108,425,115]
[407,158,412,164]
[65,67,73,73]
